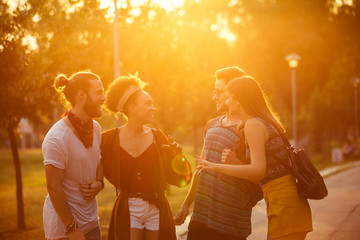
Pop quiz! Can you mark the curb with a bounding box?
[319,160,360,178]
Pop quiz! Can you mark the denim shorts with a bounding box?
[128,197,160,231]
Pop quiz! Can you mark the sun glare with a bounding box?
[211,13,237,46]
[332,0,354,13]
[100,0,184,18]
[335,0,353,6]
[5,0,27,13]
[22,34,38,53]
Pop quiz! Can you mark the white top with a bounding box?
[42,119,101,239]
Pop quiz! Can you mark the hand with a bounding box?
[222,149,244,165]
[193,168,202,176]
[162,135,182,156]
[174,206,190,225]
[68,228,85,240]
[80,180,102,200]
[237,121,245,134]
[194,154,217,172]
[168,135,182,154]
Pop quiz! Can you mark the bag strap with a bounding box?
[152,128,169,146]
[258,117,294,150]
[151,128,169,189]
[270,132,296,170]
[279,133,295,150]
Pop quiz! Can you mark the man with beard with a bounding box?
[42,71,105,240]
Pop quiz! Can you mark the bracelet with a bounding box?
[66,219,78,235]
[96,178,104,189]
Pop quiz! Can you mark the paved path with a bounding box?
[177,161,360,240]
[307,161,360,240]
[248,161,360,240]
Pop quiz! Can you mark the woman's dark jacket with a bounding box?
[100,128,192,240]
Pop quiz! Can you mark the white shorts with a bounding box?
[128,197,160,231]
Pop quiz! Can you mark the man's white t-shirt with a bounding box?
[42,119,101,239]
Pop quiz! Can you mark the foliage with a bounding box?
[0,1,49,129]
[1,0,360,155]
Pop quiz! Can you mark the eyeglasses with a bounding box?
[213,89,226,95]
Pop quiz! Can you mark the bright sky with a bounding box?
[5,0,183,14]
[6,0,27,12]
[100,0,184,16]
[3,0,189,52]
[99,0,236,44]
[6,0,354,14]
[3,0,355,54]
[3,0,237,49]
[336,0,353,5]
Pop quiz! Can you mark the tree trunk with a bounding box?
[7,122,26,230]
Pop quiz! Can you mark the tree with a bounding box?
[0,0,112,229]
[0,1,41,229]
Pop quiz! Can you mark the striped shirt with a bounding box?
[191,116,252,238]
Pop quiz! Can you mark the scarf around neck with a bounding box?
[64,111,93,148]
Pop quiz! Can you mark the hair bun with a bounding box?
[54,74,69,91]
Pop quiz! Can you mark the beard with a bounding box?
[84,96,102,118]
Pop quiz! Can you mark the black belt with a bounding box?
[128,192,159,201]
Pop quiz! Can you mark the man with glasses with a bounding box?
[174,67,254,240]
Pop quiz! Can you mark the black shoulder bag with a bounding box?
[275,134,328,200]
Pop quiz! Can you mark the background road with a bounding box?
[249,161,360,240]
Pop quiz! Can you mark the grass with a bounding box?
[0,149,194,240]
[310,152,357,171]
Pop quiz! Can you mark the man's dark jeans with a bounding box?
[187,220,247,240]
[59,226,101,240]
[85,226,101,240]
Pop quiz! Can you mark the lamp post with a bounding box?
[285,54,301,148]
[352,77,360,154]
[113,0,120,78]
[113,0,122,127]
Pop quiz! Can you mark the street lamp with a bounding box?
[352,77,360,154]
[114,0,122,127]
[113,0,120,78]
[113,8,124,196]
[285,53,301,148]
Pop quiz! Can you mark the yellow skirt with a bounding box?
[262,174,313,238]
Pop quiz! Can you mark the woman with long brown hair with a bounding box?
[196,76,312,240]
